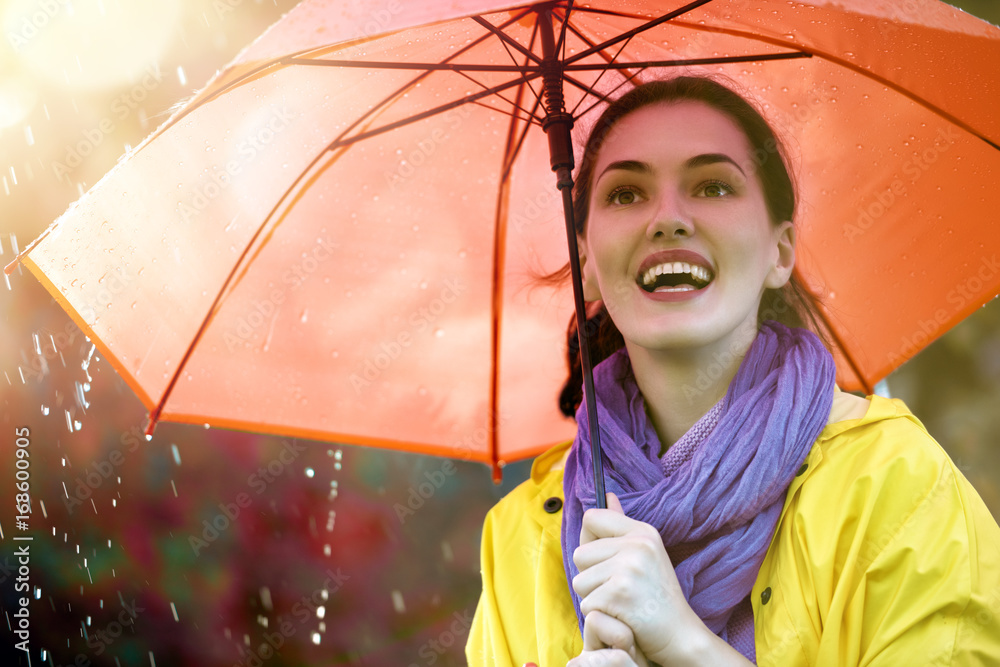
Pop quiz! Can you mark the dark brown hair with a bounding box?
[559,76,827,417]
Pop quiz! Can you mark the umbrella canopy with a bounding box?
[8,0,1000,479]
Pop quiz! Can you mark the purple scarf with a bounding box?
[561,321,835,661]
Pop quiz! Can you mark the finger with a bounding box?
[580,507,642,544]
[574,527,664,572]
[567,648,639,667]
[572,554,621,599]
[583,609,637,653]
[606,492,625,514]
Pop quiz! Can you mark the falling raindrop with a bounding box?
[305,468,315,478]
[391,590,406,613]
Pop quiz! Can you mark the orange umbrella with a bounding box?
[8,0,1000,481]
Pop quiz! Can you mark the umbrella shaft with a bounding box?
[536,5,607,510]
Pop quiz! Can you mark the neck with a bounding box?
[624,322,758,454]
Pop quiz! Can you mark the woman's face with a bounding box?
[579,101,795,356]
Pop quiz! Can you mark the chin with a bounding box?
[620,313,761,358]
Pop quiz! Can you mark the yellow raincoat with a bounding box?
[467,395,1000,666]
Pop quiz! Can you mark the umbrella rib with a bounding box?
[569,68,647,121]
[476,11,549,126]
[563,0,715,66]
[559,11,641,117]
[327,75,539,149]
[140,10,533,150]
[556,8,637,117]
[556,0,575,58]
[564,51,811,70]
[324,10,538,148]
[284,58,542,73]
[553,5,668,20]
[471,14,542,65]
[792,267,875,395]
[146,81,544,430]
[486,83,533,479]
[502,92,543,179]
[445,21,548,124]
[666,18,1000,152]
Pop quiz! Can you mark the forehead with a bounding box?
[594,100,753,171]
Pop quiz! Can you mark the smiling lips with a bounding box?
[636,250,715,293]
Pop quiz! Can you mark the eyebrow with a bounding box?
[597,153,746,181]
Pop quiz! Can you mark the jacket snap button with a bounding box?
[543,497,563,514]
[761,587,772,605]
[796,463,808,477]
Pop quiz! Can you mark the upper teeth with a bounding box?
[641,262,712,287]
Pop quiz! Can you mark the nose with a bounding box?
[646,189,694,240]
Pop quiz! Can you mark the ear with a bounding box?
[577,235,602,301]
[763,221,795,290]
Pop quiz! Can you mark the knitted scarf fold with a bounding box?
[561,321,836,662]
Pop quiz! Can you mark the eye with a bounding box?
[697,179,734,198]
[606,185,642,206]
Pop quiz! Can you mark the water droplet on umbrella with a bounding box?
[305,468,315,478]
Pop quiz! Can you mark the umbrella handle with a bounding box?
[537,6,607,510]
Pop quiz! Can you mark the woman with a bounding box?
[466,77,1000,666]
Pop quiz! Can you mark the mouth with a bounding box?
[636,251,715,294]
